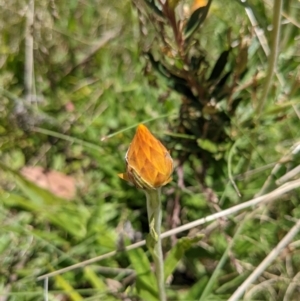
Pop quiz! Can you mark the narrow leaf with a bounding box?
[215,272,250,294]
[183,276,209,300]
[197,139,218,153]
[208,49,230,81]
[84,267,106,289]
[184,0,212,40]
[54,274,83,301]
[142,0,164,17]
[164,235,204,281]
[0,163,89,238]
[127,248,158,301]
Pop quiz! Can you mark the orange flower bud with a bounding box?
[119,124,173,190]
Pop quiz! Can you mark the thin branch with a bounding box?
[37,178,300,281]
[255,0,283,118]
[199,213,249,301]
[256,141,300,196]
[276,165,300,185]
[162,179,300,238]
[228,219,300,301]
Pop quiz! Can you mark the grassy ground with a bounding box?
[1,0,300,300]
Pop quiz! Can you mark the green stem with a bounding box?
[145,188,166,301]
[255,0,283,118]
[198,214,247,301]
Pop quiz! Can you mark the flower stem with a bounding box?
[145,188,166,301]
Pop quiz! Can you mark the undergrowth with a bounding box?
[1,0,300,300]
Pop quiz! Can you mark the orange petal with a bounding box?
[124,124,173,189]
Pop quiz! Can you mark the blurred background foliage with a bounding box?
[0,0,300,300]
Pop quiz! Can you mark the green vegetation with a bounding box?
[1,0,300,300]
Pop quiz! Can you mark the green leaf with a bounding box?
[146,52,173,79]
[84,267,106,289]
[164,234,204,281]
[208,49,231,82]
[183,275,209,300]
[15,174,62,206]
[1,191,40,211]
[0,163,89,238]
[215,272,250,294]
[54,274,83,301]
[0,232,11,254]
[6,149,25,169]
[127,248,158,301]
[197,139,218,153]
[146,52,201,105]
[49,205,89,238]
[83,267,120,301]
[184,0,213,41]
[32,228,70,247]
[235,45,248,77]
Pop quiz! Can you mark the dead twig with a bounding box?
[228,219,300,301]
[37,178,300,281]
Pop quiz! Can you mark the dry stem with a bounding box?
[228,219,300,301]
[37,178,300,281]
